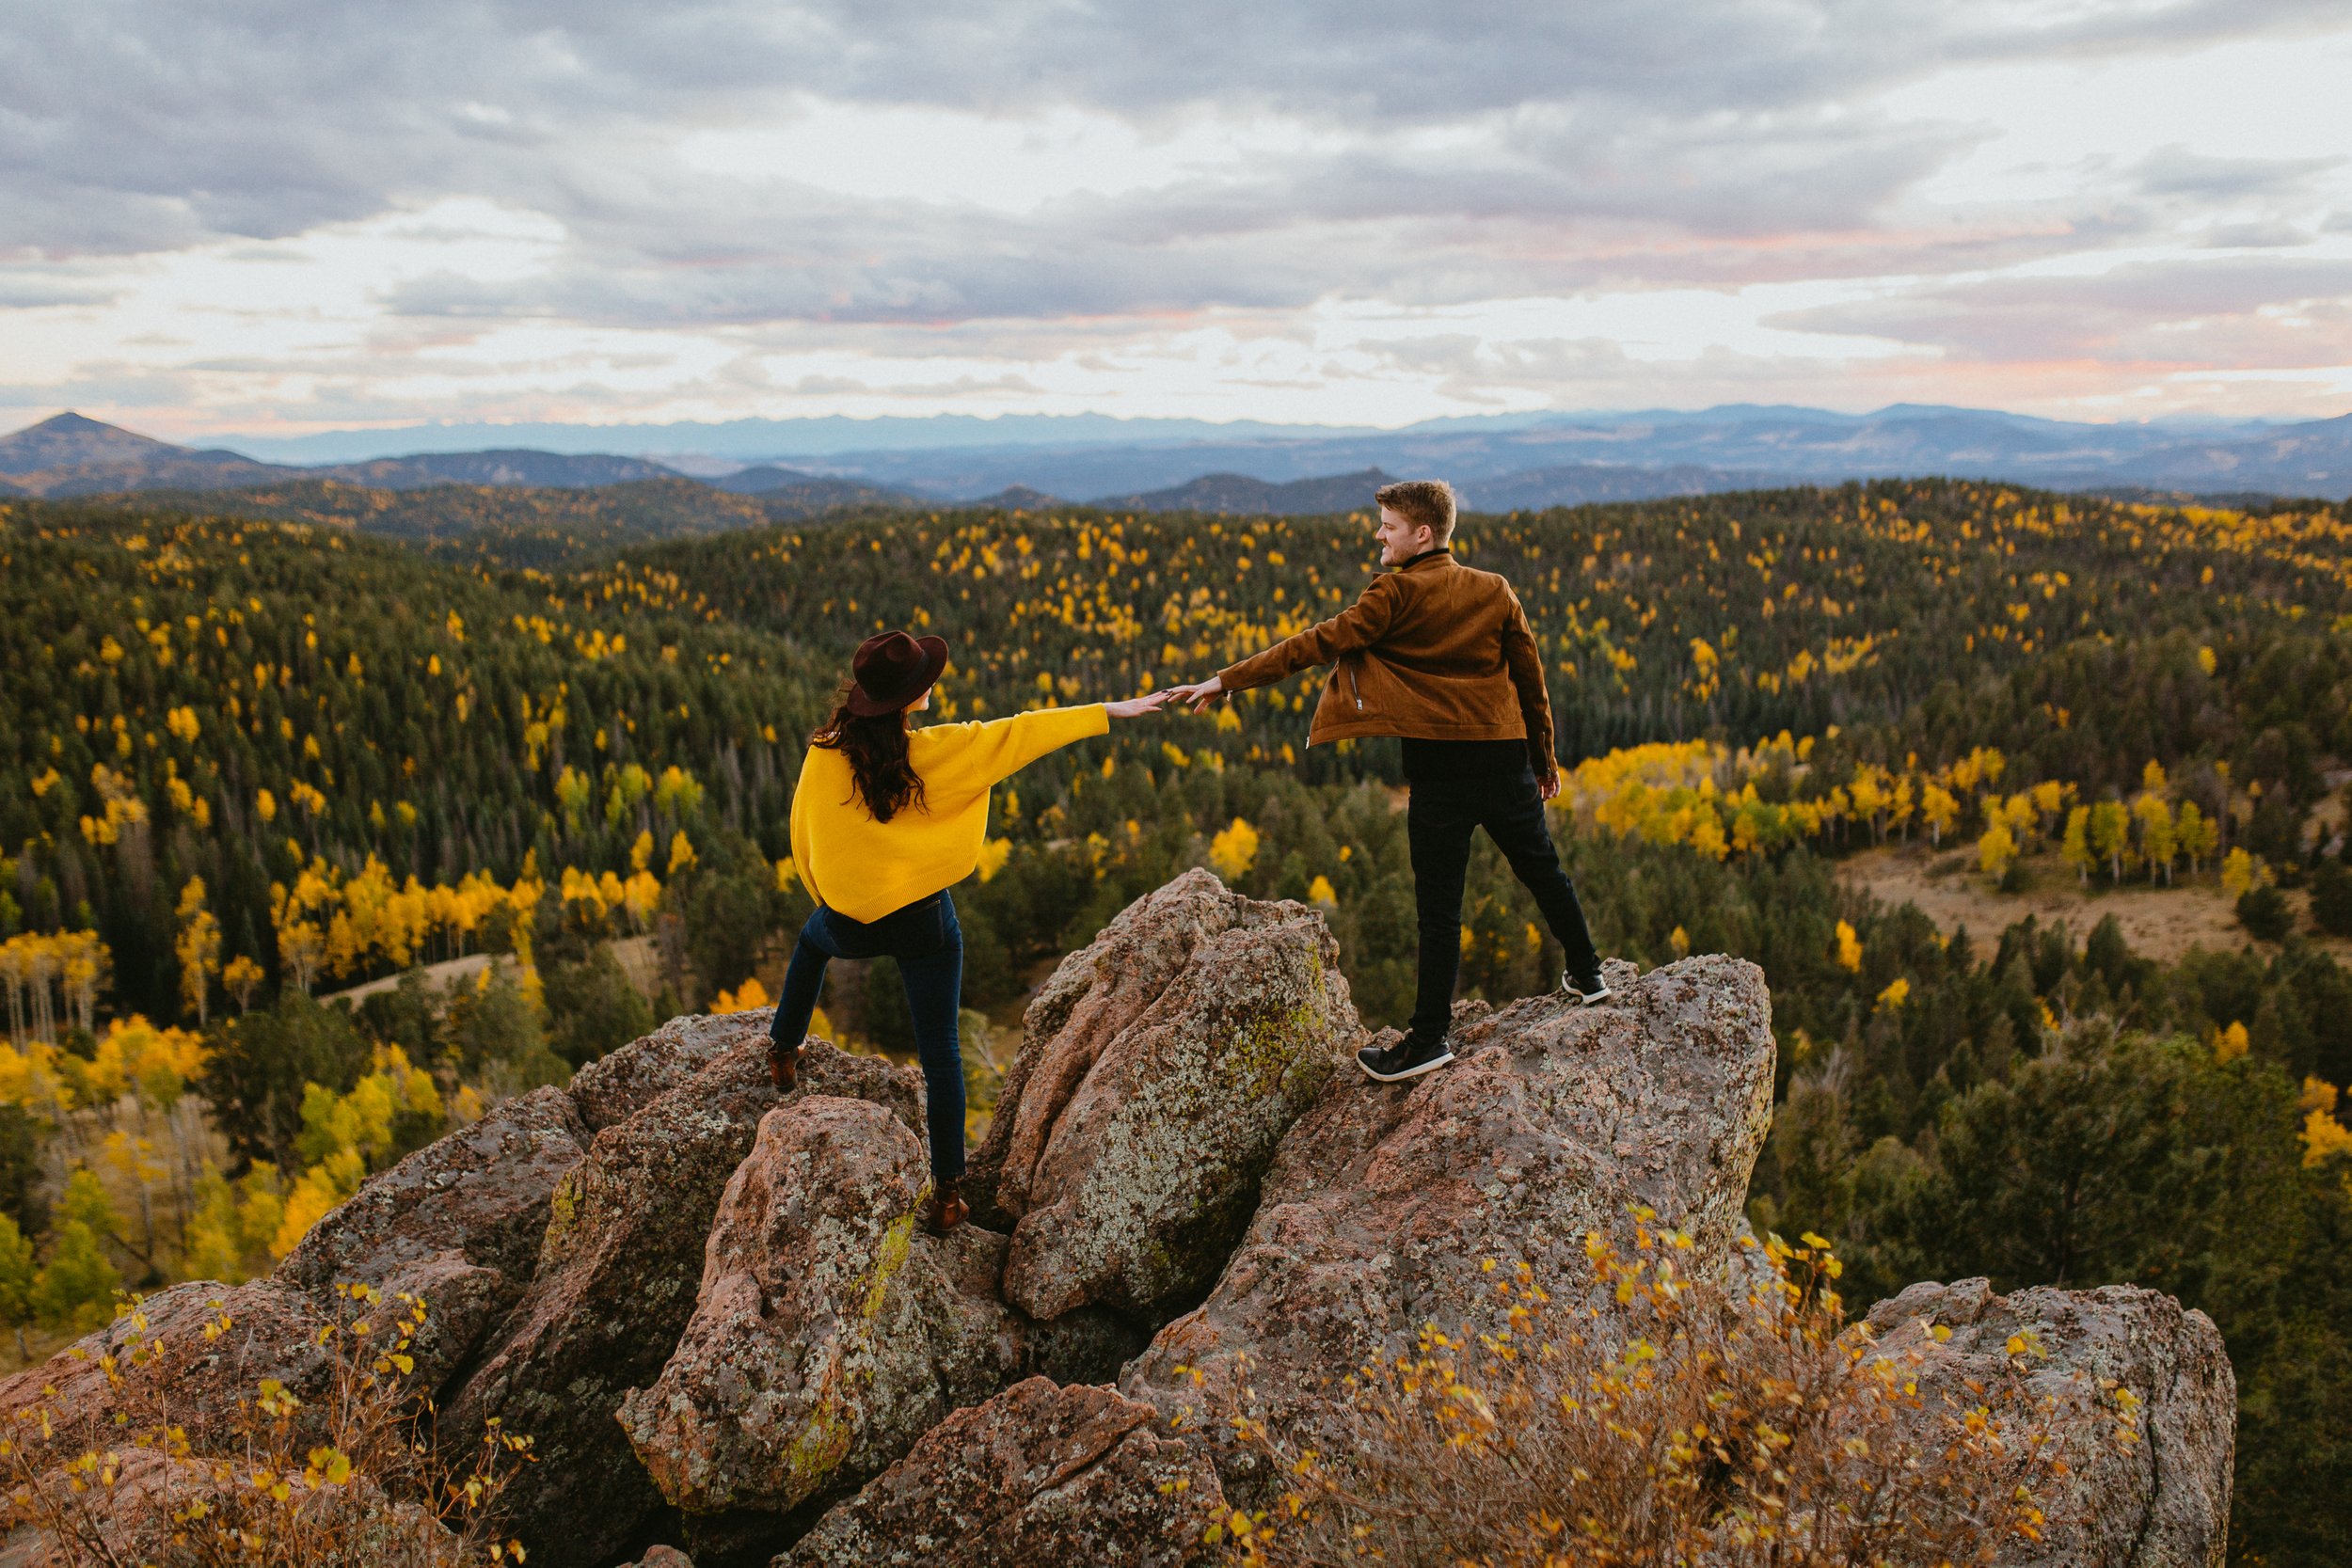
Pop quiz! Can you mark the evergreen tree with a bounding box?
[547,946,655,1069]
[200,990,372,1171]
[0,1213,33,1360]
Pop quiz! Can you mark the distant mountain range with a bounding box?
[773,403,2352,503]
[1097,468,1401,515]
[0,413,693,498]
[177,401,2352,502]
[707,464,914,512]
[211,412,1406,465]
[4,404,2348,527]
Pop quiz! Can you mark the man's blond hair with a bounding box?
[1375,479,1457,546]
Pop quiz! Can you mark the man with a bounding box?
[1166,479,1608,1084]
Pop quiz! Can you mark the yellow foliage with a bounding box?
[1977,821,2018,879]
[2214,1021,2250,1064]
[1210,817,1260,881]
[2220,847,2257,899]
[1306,875,1338,908]
[0,1013,201,1114]
[2301,1107,2352,1167]
[84,1015,207,1108]
[713,977,771,1014]
[273,1148,366,1258]
[1834,920,1863,973]
[976,837,1013,882]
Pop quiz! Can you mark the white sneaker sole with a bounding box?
[1358,1047,1455,1083]
[1562,983,1613,1006]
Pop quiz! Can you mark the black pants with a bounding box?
[1404,740,1601,1041]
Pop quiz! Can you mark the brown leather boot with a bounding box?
[922,1177,968,1235]
[767,1040,800,1093]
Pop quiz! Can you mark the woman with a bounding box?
[769,628,1169,1233]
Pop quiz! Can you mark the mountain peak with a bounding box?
[0,411,189,477]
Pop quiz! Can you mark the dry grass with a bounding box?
[0,1284,532,1566]
[1199,1217,2135,1568]
[1837,843,2347,965]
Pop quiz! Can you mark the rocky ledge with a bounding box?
[0,870,2235,1568]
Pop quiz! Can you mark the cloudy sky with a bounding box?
[5,0,2352,440]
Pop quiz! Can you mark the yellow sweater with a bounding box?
[788,705,1110,922]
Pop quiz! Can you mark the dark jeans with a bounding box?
[1405,746,1601,1041]
[769,889,966,1180]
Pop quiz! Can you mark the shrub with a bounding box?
[1202,1220,2117,1567]
[0,1284,532,1565]
[2309,858,2352,939]
[2236,884,2292,943]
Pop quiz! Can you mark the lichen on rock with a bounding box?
[438,1035,925,1567]
[1120,953,1777,1485]
[1865,1277,2236,1567]
[617,1095,1023,1521]
[775,1377,1225,1568]
[968,867,1361,1323]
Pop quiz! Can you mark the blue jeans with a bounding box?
[769,889,966,1180]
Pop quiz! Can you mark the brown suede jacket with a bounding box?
[1215,546,1556,779]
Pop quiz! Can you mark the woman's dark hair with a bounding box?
[810,679,928,822]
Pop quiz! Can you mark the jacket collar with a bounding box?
[1392,546,1453,573]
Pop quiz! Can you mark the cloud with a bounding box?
[5,0,2335,260]
[2135,144,2344,199]
[4,0,2352,429]
[1765,256,2352,364]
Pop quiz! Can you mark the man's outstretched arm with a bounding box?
[1502,588,1561,798]
[1168,575,1403,710]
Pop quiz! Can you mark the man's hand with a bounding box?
[1103,690,1174,720]
[1163,674,1226,714]
[1538,769,1562,801]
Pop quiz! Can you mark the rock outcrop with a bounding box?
[969,868,1359,1322]
[1121,953,1775,1482]
[617,1096,1022,1518]
[776,1378,1224,1568]
[1866,1278,2235,1568]
[273,1083,591,1394]
[0,872,2243,1568]
[570,1010,773,1132]
[440,1037,924,1566]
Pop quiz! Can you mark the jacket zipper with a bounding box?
[1348,665,1363,711]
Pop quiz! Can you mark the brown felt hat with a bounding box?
[846,629,949,716]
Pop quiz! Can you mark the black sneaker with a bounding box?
[1559,971,1613,1006]
[1357,1031,1455,1083]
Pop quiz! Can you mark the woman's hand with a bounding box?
[1103,690,1175,720]
[1161,674,1224,713]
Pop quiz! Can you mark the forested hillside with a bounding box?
[3,480,2351,1561]
[94,476,907,569]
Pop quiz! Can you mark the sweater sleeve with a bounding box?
[1215,574,1401,692]
[1501,587,1556,780]
[920,705,1110,796]
[788,767,828,911]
